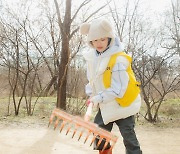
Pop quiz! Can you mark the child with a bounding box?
[80,19,142,154]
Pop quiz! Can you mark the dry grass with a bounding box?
[0,97,180,128]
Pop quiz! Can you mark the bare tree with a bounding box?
[0,3,51,115]
[0,19,43,115]
[134,53,180,122]
[161,0,180,56]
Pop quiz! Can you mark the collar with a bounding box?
[96,47,109,55]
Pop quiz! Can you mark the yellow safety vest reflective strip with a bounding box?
[103,52,140,107]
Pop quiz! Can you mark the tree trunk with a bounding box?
[56,37,69,109]
[55,0,71,110]
[43,75,57,96]
[142,88,153,122]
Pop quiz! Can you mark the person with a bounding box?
[80,18,142,154]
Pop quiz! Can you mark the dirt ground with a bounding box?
[0,118,180,154]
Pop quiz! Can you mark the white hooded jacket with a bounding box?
[82,38,141,124]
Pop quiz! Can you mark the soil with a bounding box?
[0,117,180,154]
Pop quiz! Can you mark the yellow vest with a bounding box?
[103,52,140,107]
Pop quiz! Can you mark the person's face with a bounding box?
[91,37,109,52]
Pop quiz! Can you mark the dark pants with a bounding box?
[94,110,142,154]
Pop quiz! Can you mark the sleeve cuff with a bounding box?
[91,94,103,104]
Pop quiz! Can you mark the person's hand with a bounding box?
[85,99,91,106]
[89,95,102,108]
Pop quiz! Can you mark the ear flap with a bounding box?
[80,23,90,35]
[100,20,112,32]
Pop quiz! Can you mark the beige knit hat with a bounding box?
[80,19,115,48]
